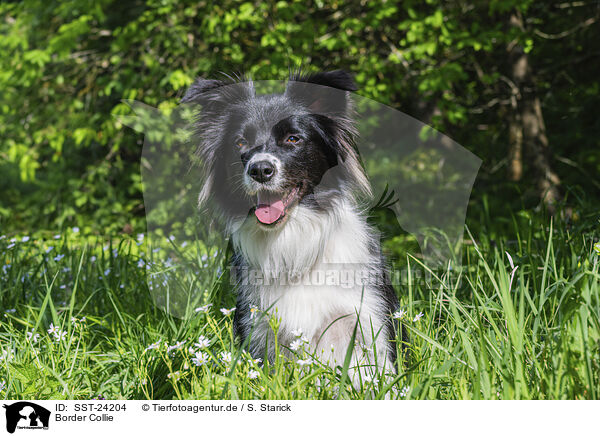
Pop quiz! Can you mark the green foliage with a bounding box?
[1,1,599,233]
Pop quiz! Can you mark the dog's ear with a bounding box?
[181,79,227,104]
[181,77,253,111]
[285,70,357,115]
[291,70,358,92]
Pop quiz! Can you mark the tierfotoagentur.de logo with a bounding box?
[2,402,50,434]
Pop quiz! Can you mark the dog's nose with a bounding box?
[248,160,276,183]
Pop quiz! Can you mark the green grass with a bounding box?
[0,209,599,400]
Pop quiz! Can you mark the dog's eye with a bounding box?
[285,135,301,144]
[235,138,247,148]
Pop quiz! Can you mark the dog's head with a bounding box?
[182,70,370,231]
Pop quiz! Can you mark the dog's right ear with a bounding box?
[181,79,226,104]
[181,78,253,111]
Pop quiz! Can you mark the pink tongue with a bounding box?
[255,200,284,224]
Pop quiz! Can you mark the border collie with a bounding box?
[182,70,400,379]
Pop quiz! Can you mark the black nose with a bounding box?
[248,160,276,183]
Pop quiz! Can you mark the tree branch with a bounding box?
[534,15,599,39]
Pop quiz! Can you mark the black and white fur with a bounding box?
[182,70,400,378]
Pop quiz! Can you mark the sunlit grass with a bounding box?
[0,212,599,400]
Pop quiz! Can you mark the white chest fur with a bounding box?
[232,199,392,371]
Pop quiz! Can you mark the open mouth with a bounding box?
[254,186,300,226]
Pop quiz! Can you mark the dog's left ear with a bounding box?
[285,70,357,116]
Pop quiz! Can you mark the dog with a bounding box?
[182,70,401,380]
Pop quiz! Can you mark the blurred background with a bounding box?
[1,0,599,235]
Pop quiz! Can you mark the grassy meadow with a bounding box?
[0,204,599,400]
[2,0,600,404]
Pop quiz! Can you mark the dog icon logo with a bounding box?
[2,402,50,433]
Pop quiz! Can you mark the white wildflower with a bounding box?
[243,352,262,365]
[195,304,212,313]
[191,351,209,367]
[54,330,67,341]
[167,341,186,353]
[219,351,232,364]
[26,331,40,343]
[297,358,314,367]
[194,336,210,349]
[413,312,424,322]
[290,339,304,351]
[247,369,260,380]
[291,328,304,337]
[220,307,235,316]
[144,340,161,352]
[47,323,59,335]
[400,385,410,397]
[249,304,259,319]
[393,309,406,320]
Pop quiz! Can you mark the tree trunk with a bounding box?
[508,12,561,210]
[508,110,523,181]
